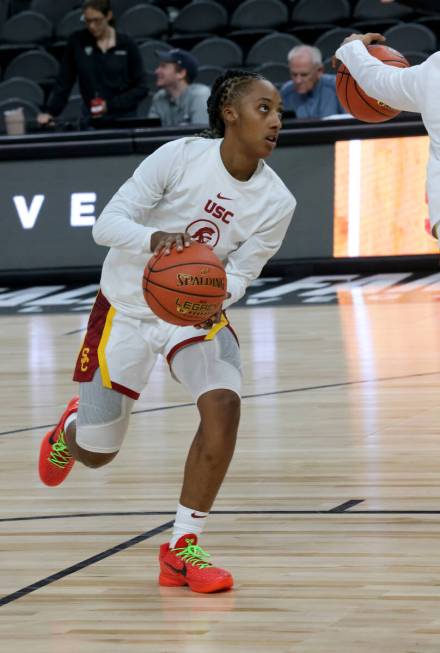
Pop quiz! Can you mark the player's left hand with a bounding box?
[195,293,231,330]
[332,32,386,68]
[195,307,222,330]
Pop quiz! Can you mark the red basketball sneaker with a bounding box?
[425,218,436,239]
[39,396,79,487]
[159,534,233,593]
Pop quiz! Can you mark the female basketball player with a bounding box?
[38,70,296,593]
[334,32,440,239]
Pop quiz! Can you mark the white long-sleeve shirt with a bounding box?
[93,136,296,319]
[335,40,440,235]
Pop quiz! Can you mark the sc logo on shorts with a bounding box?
[80,346,90,372]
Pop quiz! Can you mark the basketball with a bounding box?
[336,44,410,123]
[142,241,227,326]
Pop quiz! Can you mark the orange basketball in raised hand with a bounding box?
[142,241,227,326]
[336,44,410,123]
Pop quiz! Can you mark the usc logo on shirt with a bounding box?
[204,200,234,224]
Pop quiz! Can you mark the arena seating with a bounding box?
[0,0,437,126]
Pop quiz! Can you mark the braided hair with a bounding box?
[203,69,265,139]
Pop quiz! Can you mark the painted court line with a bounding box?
[0,520,173,607]
[0,501,367,606]
[2,370,440,437]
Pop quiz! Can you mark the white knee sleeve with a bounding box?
[171,329,242,402]
[76,400,132,453]
[76,370,134,453]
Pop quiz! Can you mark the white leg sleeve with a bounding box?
[170,328,242,402]
[76,369,135,453]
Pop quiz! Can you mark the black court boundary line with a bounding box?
[0,501,365,523]
[5,500,440,609]
[0,402,194,436]
[2,370,440,437]
[7,504,440,524]
[0,520,173,607]
[0,501,362,607]
[64,328,86,336]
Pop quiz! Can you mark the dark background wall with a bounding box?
[0,118,434,279]
[1,144,335,271]
[269,143,335,260]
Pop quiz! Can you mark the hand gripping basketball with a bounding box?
[335,39,409,123]
[150,230,193,256]
[142,240,228,326]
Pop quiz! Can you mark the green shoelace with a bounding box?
[174,539,213,569]
[48,430,72,469]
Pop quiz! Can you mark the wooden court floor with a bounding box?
[2,296,440,652]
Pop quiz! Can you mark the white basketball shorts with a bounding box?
[73,290,242,402]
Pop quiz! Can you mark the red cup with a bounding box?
[90,97,105,117]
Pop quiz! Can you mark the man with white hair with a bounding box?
[281,44,346,119]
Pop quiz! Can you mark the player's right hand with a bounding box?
[150,231,193,256]
[341,32,386,48]
[332,32,386,68]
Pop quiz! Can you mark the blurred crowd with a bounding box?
[0,0,438,132]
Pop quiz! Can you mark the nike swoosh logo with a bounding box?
[165,561,187,576]
[191,512,207,519]
[217,193,233,201]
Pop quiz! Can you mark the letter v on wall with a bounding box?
[13,195,45,229]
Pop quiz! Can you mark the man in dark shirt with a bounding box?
[38,0,148,127]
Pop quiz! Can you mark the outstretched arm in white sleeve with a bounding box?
[335,34,424,114]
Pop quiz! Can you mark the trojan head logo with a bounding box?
[193,227,215,243]
[186,219,220,247]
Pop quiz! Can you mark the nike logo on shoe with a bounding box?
[217,193,233,201]
[191,512,207,519]
[165,561,187,576]
[48,430,58,445]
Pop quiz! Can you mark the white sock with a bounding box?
[170,503,209,548]
[64,412,77,433]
